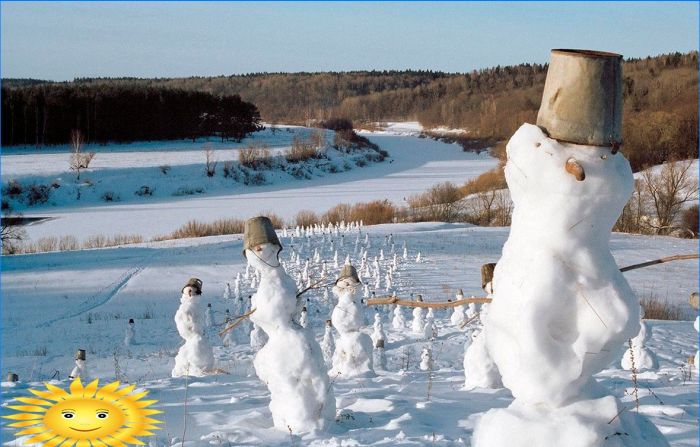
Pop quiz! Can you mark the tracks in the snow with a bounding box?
[36,265,145,328]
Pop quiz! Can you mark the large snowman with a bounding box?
[172,278,214,378]
[244,216,335,433]
[330,263,374,378]
[473,49,668,446]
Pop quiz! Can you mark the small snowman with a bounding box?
[331,264,374,378]
[419,346,433,371]
[124,318,136,347]
[392,305,407,329]
[172,278,214,378]
[450,289,467,327]
[320,320,335,368]
[69,349,88,380]
[621,307,658,371]
[250,323,268,351]
[371,312,386,349]
[411,295,425,334]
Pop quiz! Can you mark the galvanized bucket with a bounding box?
[6,373,19,382]
[75,349,86,361]
[243,216,282,258]
[336,264,361,285]
[182,277,203,295]
[537,49,623,149]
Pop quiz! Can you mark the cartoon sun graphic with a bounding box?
[3,378,162,446]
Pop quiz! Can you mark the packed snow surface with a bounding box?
[1,222,697,446]
[3,127,496,241]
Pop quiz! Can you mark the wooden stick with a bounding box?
[366,296,492,308]
[619,254,698,272]
[296,277,331,298]
[218,308,257,337]
[459,313,481,330]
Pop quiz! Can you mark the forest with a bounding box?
[2,51,696,171]
[0,85,262,146]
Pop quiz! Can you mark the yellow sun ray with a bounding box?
[14,397,54,406]
[7,420,43,428]
[15,426,49,436]
[5,378,162,447]
[44,435,68,447]
[27,431,60,444]
[7,404,51,413]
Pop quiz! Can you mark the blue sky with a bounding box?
[1,2,698,81]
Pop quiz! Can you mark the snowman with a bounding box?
[69,349,88,380]
[244,216,335,433]
[320,319,335,368]
[473,49,668,447]
[331,263,374,378]
[450,289,467,327]
[371,312,386,349]
[419,346,433,371]
[621,307,658,371]
[392,305,407,329]
[411,295,425,334]
[172,278,214,378]
[124,318,136,347]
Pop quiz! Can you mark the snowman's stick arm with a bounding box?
[218,308,257,337]
[366,297,492,308]
[619,253,698,272]
[296,277,332,298]
[459,313,482,330]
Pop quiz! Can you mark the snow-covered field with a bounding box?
[3,128,496,241]
[1,223,698,446]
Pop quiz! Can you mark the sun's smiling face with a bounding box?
[3,378,162,447]
[43,397,126,440]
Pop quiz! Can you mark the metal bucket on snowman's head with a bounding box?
[75,349,86,361]
[7,373,19,382]
[537,49,623,150]
[243,216,282,259]
[336,264,361,285]
[182,277,203,295]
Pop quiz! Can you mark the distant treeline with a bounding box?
[3,51,696,170]
[1,85,262,146]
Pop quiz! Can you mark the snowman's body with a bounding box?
[69,359,88,380]
[172,289,214,378]
[321,324,335,368]
[621,320,658,371]
[331,282,374,378]
[248,244,335,433]
[411,307,424,334]
[450,305,466,327]
[392,305,407,329]
[124,322,135,347]
[474,124,667,447]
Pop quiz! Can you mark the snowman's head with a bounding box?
[505,123,633,237]
[245,243,282,271]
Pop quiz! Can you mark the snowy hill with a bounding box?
[1,222,697,446]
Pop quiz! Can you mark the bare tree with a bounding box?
[69,130,95,180]
[1,213,27,255]
[204,144,217,177]
[642,160,698,234]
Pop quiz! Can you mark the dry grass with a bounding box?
[320,200,399,226]
[7,233,143,254]
[295,210,319,227]
[286,136,322,163]
[153,213,284,241]
[640,294,684,320]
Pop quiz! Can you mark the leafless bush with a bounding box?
[69,129,96,180]
[286,136,322,163]
[408,182,464,222]
[135,186,154,197]
[681,204,698,237]
[27,184,51,205]
[5,179,23,197]
[239,143,272,170]
[159,164,171,175]
[204,145,217,177]
[295,210,319,227]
